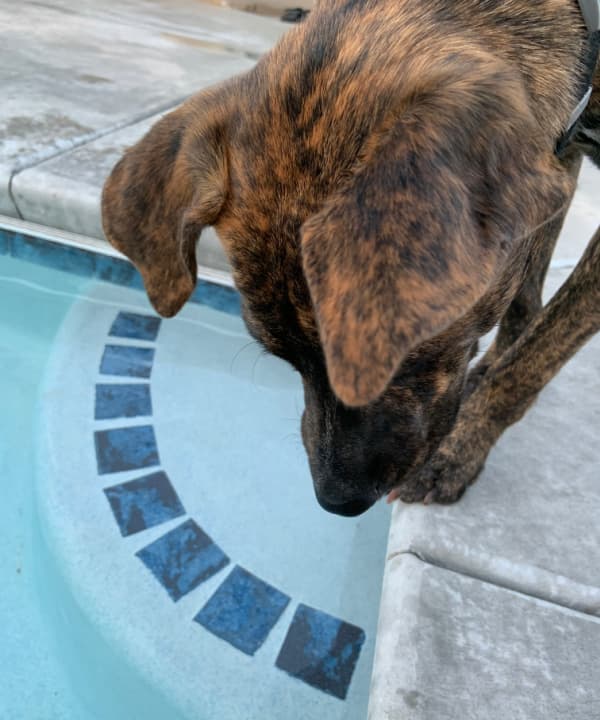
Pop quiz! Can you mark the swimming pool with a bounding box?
[0,237,390,720]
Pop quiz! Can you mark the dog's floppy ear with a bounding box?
[301,70,570,407]
[101,91,229,317]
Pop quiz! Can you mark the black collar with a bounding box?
[556,0,600,153]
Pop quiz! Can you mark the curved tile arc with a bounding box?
[95,309,365,702]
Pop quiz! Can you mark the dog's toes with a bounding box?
[423,481,468,505]
[422,448,488,504]
[396,449,483,506]
[388,410,495,507]
[387,472,466,506]
[386,478,431,504]
[416,463,466,505]
[423,488,437,505]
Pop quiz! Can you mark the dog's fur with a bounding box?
[102,0,600,516]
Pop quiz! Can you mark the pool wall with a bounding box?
[0,218,240,316]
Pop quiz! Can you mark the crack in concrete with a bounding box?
[387,548,600,622]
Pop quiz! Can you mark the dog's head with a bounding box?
[102,3,572,515]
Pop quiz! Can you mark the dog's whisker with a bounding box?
[251,349,270,384]
[280,432,303,447]
[294,395,303,419]
[229,341,260,373]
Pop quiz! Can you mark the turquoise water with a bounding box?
[1,255,189,720]
[0,252,390,719]
[0,256,90,719]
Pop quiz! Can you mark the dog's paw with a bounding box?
[417,449,483,504]
[386,475,432,504]
[387,453,476,506]
[388,406,496,506]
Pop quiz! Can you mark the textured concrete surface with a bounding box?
[1,0,275,217]
[554,158,599,264]
[369,554,600,720]
[38,0,285,55]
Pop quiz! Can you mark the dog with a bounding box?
[101,0,600,517]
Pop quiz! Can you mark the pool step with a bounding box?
[36,280,391,720]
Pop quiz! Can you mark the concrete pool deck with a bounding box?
[2,1,600,718]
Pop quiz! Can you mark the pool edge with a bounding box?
[0,215,241,316]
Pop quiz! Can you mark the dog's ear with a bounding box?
[101,91,229,317]
[301,68,571,407]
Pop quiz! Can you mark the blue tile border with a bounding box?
[92,307,366,699]
[95,383,152,419]
[109,311,161,341]
[0,230,9,255]
[95,425,159,474]
[11,231,97,277]
[136,519,230,602]
[195,566,290,656]
[190,282,241,315]
[104,471,185,536]
[275,604,366,700]
[95,254,145,289]
[0,227,241,316]
[100,345,155,379]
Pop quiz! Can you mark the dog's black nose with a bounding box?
[314,493,375,517]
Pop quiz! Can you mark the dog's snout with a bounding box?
[309,448,381,516]
[301,380,427,515]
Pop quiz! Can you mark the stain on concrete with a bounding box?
[0,114,93,141]
[400,689,421,709]
[78,73,112,85]
[160,32,261,60]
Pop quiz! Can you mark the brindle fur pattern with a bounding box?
[102,0,600,516]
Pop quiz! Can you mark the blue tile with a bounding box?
[190,283,241,316]
[100,345,155,378]
[195,566,290,656]
[126,272,146,291]
[94,425,159,474]
[95,255,140,287]
[109,311,161,341]
[95,383,152,419]
[11,233,96,277]
[275,604,365,700]
[104,471,185,536]
[137,519,229,601]
[0,229,9,256]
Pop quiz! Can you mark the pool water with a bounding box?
[0,251,390,719]
[1,257,91,719]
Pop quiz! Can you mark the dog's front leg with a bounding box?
[466,157,581,397]
[464,211,567,397]
[394,225,600,505]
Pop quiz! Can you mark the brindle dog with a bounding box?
[102,0,600,516]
